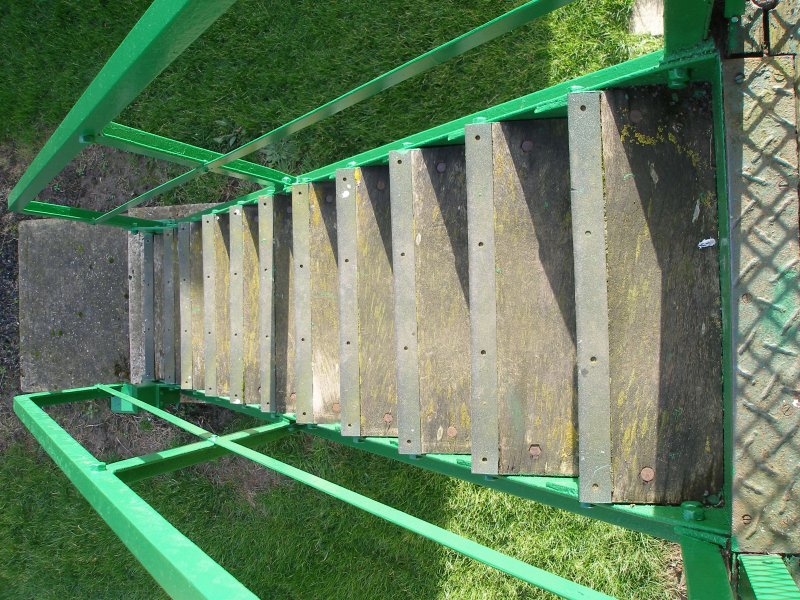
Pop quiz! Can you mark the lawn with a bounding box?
[0,1,677,598]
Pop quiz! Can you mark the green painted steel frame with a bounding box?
[8,0,729,228]
[7,0,763,597]
[17,384,630,600]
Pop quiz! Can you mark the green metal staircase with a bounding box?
[9,0,800,598]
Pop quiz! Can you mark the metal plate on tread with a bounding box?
[292,184,313,422]
[336,168,360,436]
[178,224,192,389]
[229,207,245,403]
[258,196,276,412]
[465,122,499,474]
[568,92,612,503]
[390,151,422,454]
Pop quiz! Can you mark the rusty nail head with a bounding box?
[529,444,542,458]
[521,140,534,153]
[383,412,393,424]
[629,109,643,124]
[436,162,447,173]
[640,466,655,482]
[447,425,457,438]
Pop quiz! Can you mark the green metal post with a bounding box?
[680,535,734,599]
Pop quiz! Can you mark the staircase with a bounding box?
[129,83,723,505]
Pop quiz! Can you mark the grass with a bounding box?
[0,0,674,598]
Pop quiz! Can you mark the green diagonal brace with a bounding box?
[98,122,292,186]
[98,385,612,600]
[7,0,237,214]
[13,393,258,600]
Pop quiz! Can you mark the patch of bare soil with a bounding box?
[0,142,277,499]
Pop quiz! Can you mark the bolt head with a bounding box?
[629,109,643,124]
[332,402,340,413]
[521,140,534,153]
[640,466,655,483]
[447,425,457,438]
[377,179,386,191]
[529,444,542,458]
[383,412,393,424]
[436,162,447,173]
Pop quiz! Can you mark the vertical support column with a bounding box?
[568,92,612,503]
[465,122,499,474]
[142,233,155,382]
[389,151,422,455]
[725,56,800,553]
[258,196,275,412]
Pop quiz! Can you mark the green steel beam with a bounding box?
[13,393,258,600]
[104,0,578,212]
[179,388,729,545]
[181,44,718,223]
[306,423,730,546]
[297,45,716,184]
[738,555,800,600]
[96,385,612,600]
[663,0,715,56]
[98,122,292,186]
[108,419,294,484]
[680,535,734,599]
[23,201,164,229]
[93,168,201,224]
[24,384,124,408]
[7,0,236,214]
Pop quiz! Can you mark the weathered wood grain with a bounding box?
[338,167,398,436]
[273,195,296,413]
[202,214,230,397]
[189,221,205,391]
[412,146,471,454]
[309,182,340,424]
[601,85,723,503]
[491,119,577,475]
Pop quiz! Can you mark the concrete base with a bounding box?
[630,0,663,36]
[19,220,129,391]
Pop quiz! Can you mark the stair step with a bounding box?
[293,182,340,424]
[336,166,398,437]
[466,119,577,476]
[271,194,296,413]
[228,205,260,405]
[390,146,471,455]
[154,228,179,384]
[569,86,723,504]
[202,213,231,397]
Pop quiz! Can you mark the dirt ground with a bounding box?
[0,142,276,498]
